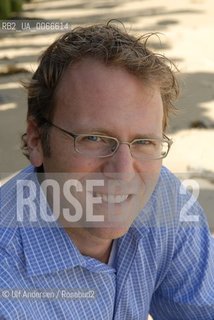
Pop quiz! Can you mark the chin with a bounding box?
[87,225,131,240]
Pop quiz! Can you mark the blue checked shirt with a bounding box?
[0,165,214,320]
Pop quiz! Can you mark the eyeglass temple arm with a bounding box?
[41,118,77,139]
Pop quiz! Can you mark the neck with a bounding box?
[65,228,113,264]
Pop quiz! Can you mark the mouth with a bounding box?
[94,193,131,204]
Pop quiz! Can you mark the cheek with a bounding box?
[53,151,102,174]
[48,133,100,173]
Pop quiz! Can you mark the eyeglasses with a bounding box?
[42,119,173,160]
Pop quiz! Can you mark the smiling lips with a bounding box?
[95,193,130,204]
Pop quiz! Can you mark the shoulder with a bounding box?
[151,166,204,218]
[133,167,211,287]
[135,165,207,240]
[0,166,35,267]
[157,165,181,193]
[1,165,35,215]
[140,166,182,224]
[1,165,35,205]
[0,168,31,320]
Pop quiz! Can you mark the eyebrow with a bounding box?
[73,127,162,140]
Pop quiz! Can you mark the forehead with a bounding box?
[56,57,156,97]
[54,58,163,136]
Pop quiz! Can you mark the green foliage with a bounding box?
[0,0,12,19]
[11,0,23,13]
[0,0,32,19]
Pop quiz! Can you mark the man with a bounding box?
[0,23,214,319]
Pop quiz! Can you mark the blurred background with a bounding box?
[0,0,214,230]
[1,2,214,319]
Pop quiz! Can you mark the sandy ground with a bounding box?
[1,1,214,319]
[1,4,214,210]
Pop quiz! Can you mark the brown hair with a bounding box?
[22,22,179,158]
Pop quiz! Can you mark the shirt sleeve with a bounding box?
[150,195,214,320]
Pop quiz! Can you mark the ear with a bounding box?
[26,118,44,167]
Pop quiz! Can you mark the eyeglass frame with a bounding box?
[40,118,173,160]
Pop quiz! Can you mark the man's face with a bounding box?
[32,58,163,240]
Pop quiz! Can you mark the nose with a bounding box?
[102,143,136,181]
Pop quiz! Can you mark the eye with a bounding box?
[86,135,101,142]
[134,139,152,145]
